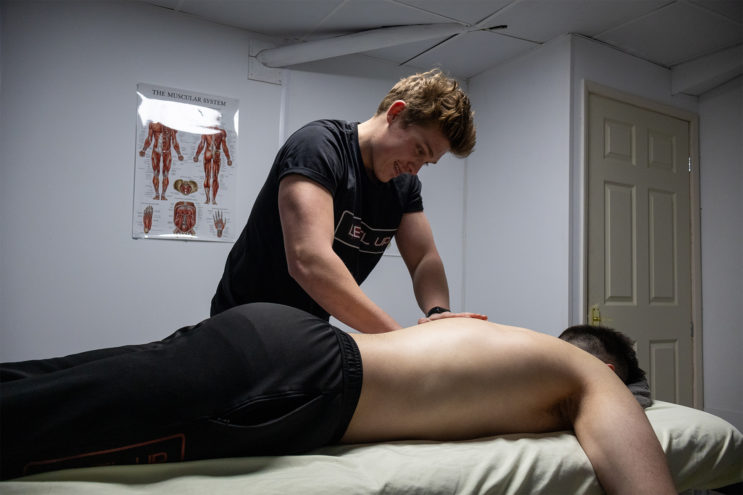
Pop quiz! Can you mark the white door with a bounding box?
[587,93,693,406]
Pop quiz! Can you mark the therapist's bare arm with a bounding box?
[278,175,401,333]
[396,211,487,323]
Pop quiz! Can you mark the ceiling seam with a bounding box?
[390,0,471,26]
[681,0,743,26]
[300,0,350,41]
[595,0,677,38]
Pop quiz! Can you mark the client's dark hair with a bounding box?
[558,325,645,384]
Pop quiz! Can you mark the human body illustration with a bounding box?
[174,179,198,196]
[139,122,183,200]
[143,205,153,234]
[213,210,226,237]
[173,201,196,235]
[194,127,232,205]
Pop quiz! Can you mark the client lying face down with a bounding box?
[0,303,675,495]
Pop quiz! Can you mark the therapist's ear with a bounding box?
[386,100,406,123]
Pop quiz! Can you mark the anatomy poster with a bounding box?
[132,83,238,242]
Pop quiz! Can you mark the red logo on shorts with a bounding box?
[23,434,186,476]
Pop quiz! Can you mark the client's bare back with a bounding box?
[343,317,676,495]
[344,318,604,442]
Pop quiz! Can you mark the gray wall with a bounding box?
[466,36,573,333]
[698,76,743,429]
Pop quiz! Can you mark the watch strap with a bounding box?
[426,306,450,317]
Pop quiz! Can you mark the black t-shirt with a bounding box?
[210,120,423,319]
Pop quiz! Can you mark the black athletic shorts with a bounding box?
[0,303,363,479]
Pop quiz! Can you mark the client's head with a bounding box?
[558,325,645,384]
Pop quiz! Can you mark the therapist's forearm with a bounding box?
[411,254,450,315]
[287,250,401,334]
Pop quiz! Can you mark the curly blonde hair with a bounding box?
[376,69,476,157]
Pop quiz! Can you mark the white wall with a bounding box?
[466,36,572,334]
[0,1,466,360]
[698,76,743,429]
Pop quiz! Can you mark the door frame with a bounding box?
[580,81,703,408]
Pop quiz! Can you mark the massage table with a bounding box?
[2,401,741,494]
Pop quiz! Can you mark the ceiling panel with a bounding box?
[487,0,670,43]
[317,1,448,35]
[687,0,743,22]
[364,35,460,66]
[408,30,538,78]
[597,0,743,66]
[149,0,346,39]
[396,0,513,25]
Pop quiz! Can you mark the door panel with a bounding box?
[587,93,693,406]
[604,182,635,303]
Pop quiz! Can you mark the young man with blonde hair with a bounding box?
[210,70,484,332]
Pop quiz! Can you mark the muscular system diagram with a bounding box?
[173,201,197,235]
[193,127,232,205]
[133,84,238,241]
[140,122,184,200]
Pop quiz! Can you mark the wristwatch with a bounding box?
[426,306,450,317]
